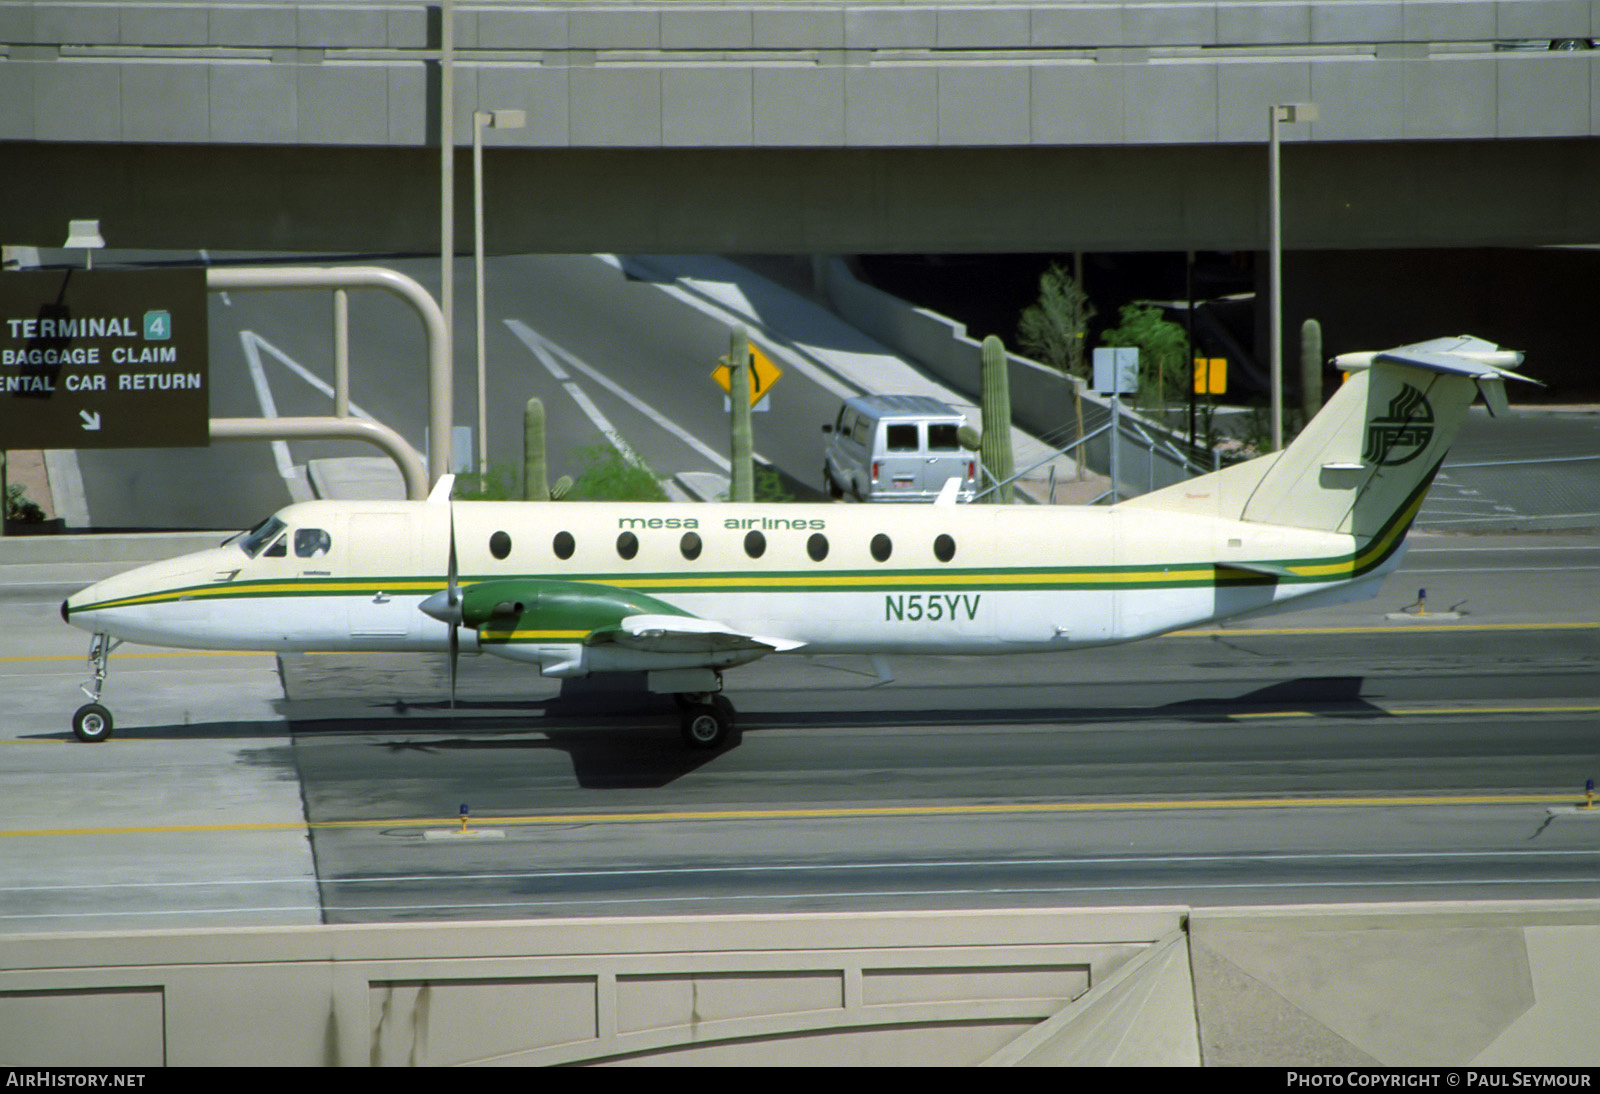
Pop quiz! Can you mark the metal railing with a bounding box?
[204,266,450,499]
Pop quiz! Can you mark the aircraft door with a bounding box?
[346,511,419,639]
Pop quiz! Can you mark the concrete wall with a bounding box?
[3,2,1600,253]
[3,902,1595,1066]
[3,2,1598,149]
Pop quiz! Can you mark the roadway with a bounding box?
[67,251,846,530]
[2,535,1595,930]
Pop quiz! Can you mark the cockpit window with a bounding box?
[294,528,331,558]
[234,516,287,559]
[264,536,288,558]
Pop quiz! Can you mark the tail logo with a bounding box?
[1363,384,1434,466]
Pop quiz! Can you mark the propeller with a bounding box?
[419,498,464,708]
[446,502,459,708]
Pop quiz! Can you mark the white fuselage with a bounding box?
[64,497,1402,667]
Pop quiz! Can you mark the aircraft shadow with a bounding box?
[26,676,1381,790]
[741,676,1387,731]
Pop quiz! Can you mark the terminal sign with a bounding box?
[0,268,209,449]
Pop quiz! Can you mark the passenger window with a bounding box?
[885,424,918,452]
[490,531,511,560]
[927,424,960,451]
[851,417,873,445]
[744,530,766,559]
[680,532,702,560]
[807,533,829,562]
[870,534,892,562]
[553,531,575,560]
[934,534,956,563]
[617,532,639,560]
[294,528,331,558]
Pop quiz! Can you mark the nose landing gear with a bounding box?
[72,634,119,742]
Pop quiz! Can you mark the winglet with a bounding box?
[428,474,456,504]
[934,477,963,507]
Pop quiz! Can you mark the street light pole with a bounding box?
[473,109,525,476]
[439,0,455,481]
[1268,101,1316,452]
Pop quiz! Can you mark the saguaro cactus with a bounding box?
[523,397,549,501]
[729,326,754,503]
[980,335,1015,504]
[1300,318,1324,430]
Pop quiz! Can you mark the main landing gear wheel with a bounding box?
[679,695,735,750]
[73,703,113,743]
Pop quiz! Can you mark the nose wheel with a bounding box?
[73,703,114,743]
[72,634,119,742]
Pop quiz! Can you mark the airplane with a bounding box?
[61,336,1531,749]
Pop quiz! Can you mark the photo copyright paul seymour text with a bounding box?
[1287,1074,1593,1089]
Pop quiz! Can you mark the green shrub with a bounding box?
[5,483,45,523]
[564,443,667,502]
[451,463,521,501]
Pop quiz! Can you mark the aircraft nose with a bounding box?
[419,589,461,625]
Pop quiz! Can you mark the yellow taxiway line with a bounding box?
[2,792,1590,841]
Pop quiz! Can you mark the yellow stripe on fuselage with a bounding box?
[478,629,590,644]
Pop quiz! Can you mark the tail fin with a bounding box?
[1123,336,1532,538]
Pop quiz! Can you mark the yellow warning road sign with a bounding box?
[712,343,783,406]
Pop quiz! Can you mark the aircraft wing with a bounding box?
[591,614,806,656]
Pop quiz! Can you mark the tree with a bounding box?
[1017,262,1096,480]
[1100,303,1188,414]
[1016,262,1095,380]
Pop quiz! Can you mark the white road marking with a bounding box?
[240,331,376,421]
[505,321,645,468]
[9,848,1593,892]
[505,318,739,471]
[600,254,857,400]
[1411,545,1598,552]
[1401,566,1600,574]
[239,331,296,483]
[239,330,380,485]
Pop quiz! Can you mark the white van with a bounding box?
[822,395,977,503]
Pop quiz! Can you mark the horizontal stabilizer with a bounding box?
[1336,335,1538,382]
[1335,336,1538,419]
